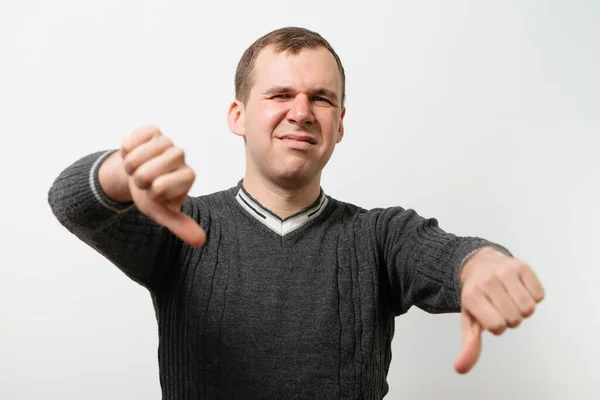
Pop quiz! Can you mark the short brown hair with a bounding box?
[234,27,346,106]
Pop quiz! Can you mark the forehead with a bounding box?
[251,46,342,98]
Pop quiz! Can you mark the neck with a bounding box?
[241,172,322,219]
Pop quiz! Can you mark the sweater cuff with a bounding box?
[91,150,135,212]
[459,246,511,270]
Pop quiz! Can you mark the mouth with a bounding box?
[279,134,317,145]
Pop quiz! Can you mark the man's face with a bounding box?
[229,46,345,188]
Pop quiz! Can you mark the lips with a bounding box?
[279,134,317,145]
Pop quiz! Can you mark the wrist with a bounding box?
[98,151,133,203]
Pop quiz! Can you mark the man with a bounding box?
[48,27,544,399]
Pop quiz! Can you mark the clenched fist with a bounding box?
[99,126,206,247]
[453,247,544,374]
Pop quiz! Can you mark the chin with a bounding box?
[272,167,317,189]
[279,158,310,175]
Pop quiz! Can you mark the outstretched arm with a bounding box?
[48,126,206,291]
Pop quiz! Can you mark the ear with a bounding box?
[336,107,346,144]
[228,100,246,137]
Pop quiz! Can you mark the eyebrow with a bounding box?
[263,86,340,103]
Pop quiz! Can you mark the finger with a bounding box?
[485,275,523,328]
[519,264,545,303]
[132,147,186,190]
[150,168,195,204]
[123,134,174,175]
[454,311,482,374]
[147,201,206,247]
[498,267,537,318]
[121,126,162,157]
[462,285,507,335]
[166,194,188,210]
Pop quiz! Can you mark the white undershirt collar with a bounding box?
[235,184,329,237]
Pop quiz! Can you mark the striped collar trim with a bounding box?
[235,185,329,237]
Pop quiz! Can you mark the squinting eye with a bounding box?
[312,96,331,104]
[272,94,291,99]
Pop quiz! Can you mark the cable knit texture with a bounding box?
[48,150,511,399]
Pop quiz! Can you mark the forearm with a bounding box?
[48,150,132,232]
[377,207,512,314]
[48,150,178,289]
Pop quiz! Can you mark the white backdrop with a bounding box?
[1,1,598,399]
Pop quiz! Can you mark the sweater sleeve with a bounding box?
[373,207,512,316]
[47,149,191,292]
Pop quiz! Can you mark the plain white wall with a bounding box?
[1,0,598,398]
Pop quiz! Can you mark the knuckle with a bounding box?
[169,146,186,160]
[179,166,194,182]
[483,276,497,290]
[149,184,166,200]
[489,321,507,335]
[134,170,153,188]
[507,316,522,328]
[159,135,174,148]
[122,156,136,175]
[517,294,532,308]
[522,303,536,317]
[150,177,166,194]
[514,261,529,274]
[187,168,196,181]
[121,138,134,155]
[497,266,514,280]
[122,126,161,153]
[535,287,546,302]
[140,125,162,137]
[149,125,162,135]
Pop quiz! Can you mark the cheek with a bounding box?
[316,111,340,136]
[265,105,288,129]
[248,103,287,132]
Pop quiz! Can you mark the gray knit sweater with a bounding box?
[47,150,511,399]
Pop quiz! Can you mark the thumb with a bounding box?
[149,203,207,248]
[454,310,482,374]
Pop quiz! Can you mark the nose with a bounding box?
[286,94,315,127]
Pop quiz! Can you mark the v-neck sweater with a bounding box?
[48,150,511,399]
